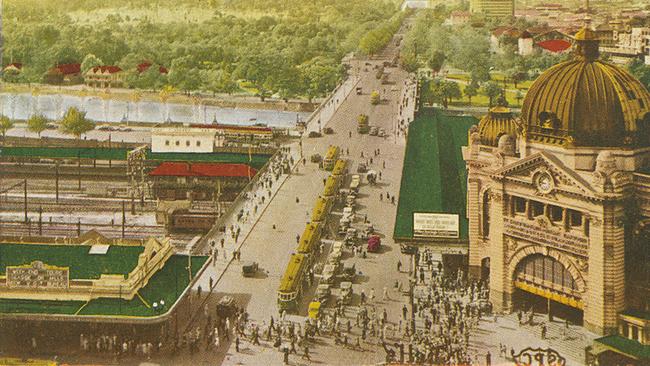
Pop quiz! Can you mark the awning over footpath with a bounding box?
[592,335,650,361]
[393,108,477,242]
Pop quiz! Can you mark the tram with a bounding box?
[277,253,308,312]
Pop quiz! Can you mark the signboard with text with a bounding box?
[6,261,69,289]
[413,213,459,239]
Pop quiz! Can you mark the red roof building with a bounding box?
[149,162,257,178]
[536,39,572,53]
[90,65,122,74]
[54,63,81,76]
[137,62,169,74]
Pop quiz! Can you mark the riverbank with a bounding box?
[0,82,319,114]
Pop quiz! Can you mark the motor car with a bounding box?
[310,154,322,163]
[322,264,338,284]
[400,244,418,255]
[216,296,238,318]
[323,127,334,134]
[367,235,381,253]
[356,86,362,95]
[341,263,356,281]
[308,131,322,138]
[369,126,378,136]
[378,128,386,137]
[241,261,259,277]
[316,284,331,304]
[308,301,321,320]
[46,123,58,130]
[340,281,353,304]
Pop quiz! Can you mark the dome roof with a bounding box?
[521,28,650,147]
[478,96,521,146]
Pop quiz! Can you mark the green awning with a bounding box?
[593,335,650,360]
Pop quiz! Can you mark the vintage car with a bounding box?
[216,296,238,318]
[341,262,356,281]
[316,284,331,304]
[340,281,353,304]
[242,261,259,277]
[367,235,381,253]
[308,301,321,319]
[322,264,339,284]
[400,244,418,255]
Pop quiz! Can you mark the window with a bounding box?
[569,210,582,227]
[531,201,544,217]
[196,140,201,147]
[550,205,563,223]
[632,326,639,341]
[175,140,180,146]
[584,218,590,236]
[186,140,190,146]
[165,140,170,146]
[514,197,526,214]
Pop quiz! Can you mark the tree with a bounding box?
[59,107,94,139]
[0,115,14,142]
[27,114,49,138]
[427,50,446,74]
[515,90,524,107]
[400,51,419,73]
[80,54,103,74]
[464,82,478,106]
[441,81,461,107]
[628,59,650,90]
[481,81,503,107]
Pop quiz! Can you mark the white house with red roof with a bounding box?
[84,65,125,88]
[151,124,273,153]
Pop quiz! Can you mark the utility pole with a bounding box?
[122,200,126,238]
[23,179,27,223]
[55,162,59,203]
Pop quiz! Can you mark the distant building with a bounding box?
[149,162,256,201]
[463,27,650,361]
[446,10,471,26]
[3,62,22,74]
[137,62,169,75]
[151,127,220,153]
[84,65,125,88]
[44,63,82,85]
[599,27,650,65]
[151,124,274,153]
[470,0,515,18]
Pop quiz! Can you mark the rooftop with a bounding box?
[0,147,271,169]
[0,243,143,280]
[149,162,257,178]
[394,108,476,241]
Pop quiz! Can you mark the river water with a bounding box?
[0,93,310,127]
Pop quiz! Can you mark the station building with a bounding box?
[463,25,650,354]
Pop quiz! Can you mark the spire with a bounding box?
[574,11,599,62]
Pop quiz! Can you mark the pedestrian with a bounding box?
[302,346,311,361]
[235,336,240,352]
[380,193,383,201]
[349,131,352,138]
[486,351,491,366]
[391,196,395,204]
[370,288,375,302]
[296,197,300,204]
[386,192,390,200]
[383,286,389,300]
[397,260,402,272]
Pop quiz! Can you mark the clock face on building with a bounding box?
[536,172,554,194]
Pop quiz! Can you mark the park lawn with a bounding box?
[451,86,524,108]
[0,243,143,280]
[0,147,271,169]
[0,255,208,318]
[394,108,477,241]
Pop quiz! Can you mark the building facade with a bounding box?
[470,0,515,18]
[463,27,650,337]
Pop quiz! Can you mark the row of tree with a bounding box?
[399,7,568,86]
[0,107,95,141]
[3,0,401,100]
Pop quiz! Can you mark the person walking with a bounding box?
[302,346,311,361]
[397,260,402,272]
[235,336,240,352]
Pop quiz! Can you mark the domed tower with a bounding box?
[464,26,650,337]
[521,27,650,147]
[477,95,521,149]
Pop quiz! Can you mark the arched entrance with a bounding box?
[512,254,583,324]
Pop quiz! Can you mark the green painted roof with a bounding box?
[0,255,207,318]
[394,108,477,241]
[0,243,143,280]
[595,335,650,360]
[0,147,271,169]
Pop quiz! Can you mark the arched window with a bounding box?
[515,254,577,293]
